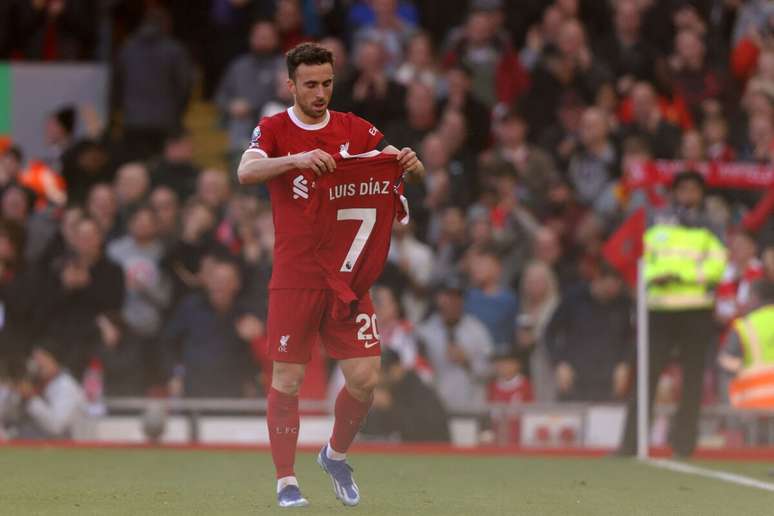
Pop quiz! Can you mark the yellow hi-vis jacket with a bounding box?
[729,305,774,409]
[644,221,726,310]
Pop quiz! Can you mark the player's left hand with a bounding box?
[396,147,424,178]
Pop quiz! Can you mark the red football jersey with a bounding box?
[245,108,386,289]
[304,152,407,320]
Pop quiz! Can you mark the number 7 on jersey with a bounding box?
[337,208,376,272]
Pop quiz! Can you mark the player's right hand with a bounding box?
[294,149,336,176]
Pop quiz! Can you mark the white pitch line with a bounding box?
[644,458,774,493]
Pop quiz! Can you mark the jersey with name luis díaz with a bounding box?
[245,107,386,289]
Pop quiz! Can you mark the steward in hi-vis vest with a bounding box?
[719,281,774,408]
[619,171,728,458]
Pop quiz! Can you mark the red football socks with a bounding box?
[329,387,373,455]
[267,387,300,479]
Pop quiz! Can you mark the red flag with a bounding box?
[603,208,646,287]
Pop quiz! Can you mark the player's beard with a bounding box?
[298,97,328,122]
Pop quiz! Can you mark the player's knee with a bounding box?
[272,364,305,395]
[347,368,379,396]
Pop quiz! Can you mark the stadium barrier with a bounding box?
[69,398,774,450]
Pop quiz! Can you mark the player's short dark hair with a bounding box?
[286,43,334,80]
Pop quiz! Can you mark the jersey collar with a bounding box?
[287,106,330,131]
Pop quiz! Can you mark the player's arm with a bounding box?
[237,149,336,185]
[383,144,425,179]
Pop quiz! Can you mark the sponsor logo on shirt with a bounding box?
[292,175,309,200]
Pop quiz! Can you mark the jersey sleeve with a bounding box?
[348,113,388,153]
[245,117,278,158]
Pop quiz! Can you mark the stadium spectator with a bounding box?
[195,169,231,220]
[259,69,294,119]
[431,206,468,284]
[620,82,683,159]
[384,82,438,155]
[353,0,417,75]
[372,285,423,374]
[0,219,34,370]
[438,64,491,154]
[481,106,559,219]
[730,79,774,152]
[518,260,560,402]
[0,145,24,190]
[86,183,119,239]
[669,29,726,122]
[716,230,764,326]
[44,106,76,171]
[161,256,259,398]
[545,265,633,402]
[395,31,442,92]
[487,348,533,444]
[336,38,406,130]
[149,186,180,250]
[150,130,200,201]
[11,341,86,439]
[113,8,194,160]
[201,0,262,98]
[418,133,464,223]
[362,349,449,443]
[567,107,617,208]
[524,18,610,136]
[442,1,529,108]
[436,109,477,202]
[739,112,774,163]
[702,115,736,162]
[164,200,217,305]
[464,245,518,355]
[518,4,563,72]
[95,314,149,397]
[319,36,356,100]
[33,216,124,379]
[215,21,282,159]
[416,277,493,413]
[13,0,97,61]
[62,139,113,207]
[679,130,705,162]
[107,205,171,338]
[595,0,657,88]
[384,220,434,324]
[274,0,312,52]
[113,162,151,233]
[1,184,33,226]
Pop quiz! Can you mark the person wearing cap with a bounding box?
[10,341,86,439]
[719,281,774,409]
[618,170,727,457]
[415,276,493,413]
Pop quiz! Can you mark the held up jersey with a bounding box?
[304,151,408,320]
[246,108,386,289]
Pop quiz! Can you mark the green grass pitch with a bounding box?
[1,447,773,515]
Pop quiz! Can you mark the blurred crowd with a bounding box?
[2,0,774,442]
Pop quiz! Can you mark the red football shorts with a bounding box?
[267,289,382,363]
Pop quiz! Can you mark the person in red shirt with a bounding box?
[237,42,423,508]
[487,349,533,445]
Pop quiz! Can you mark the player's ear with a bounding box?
[286,77,295,96]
